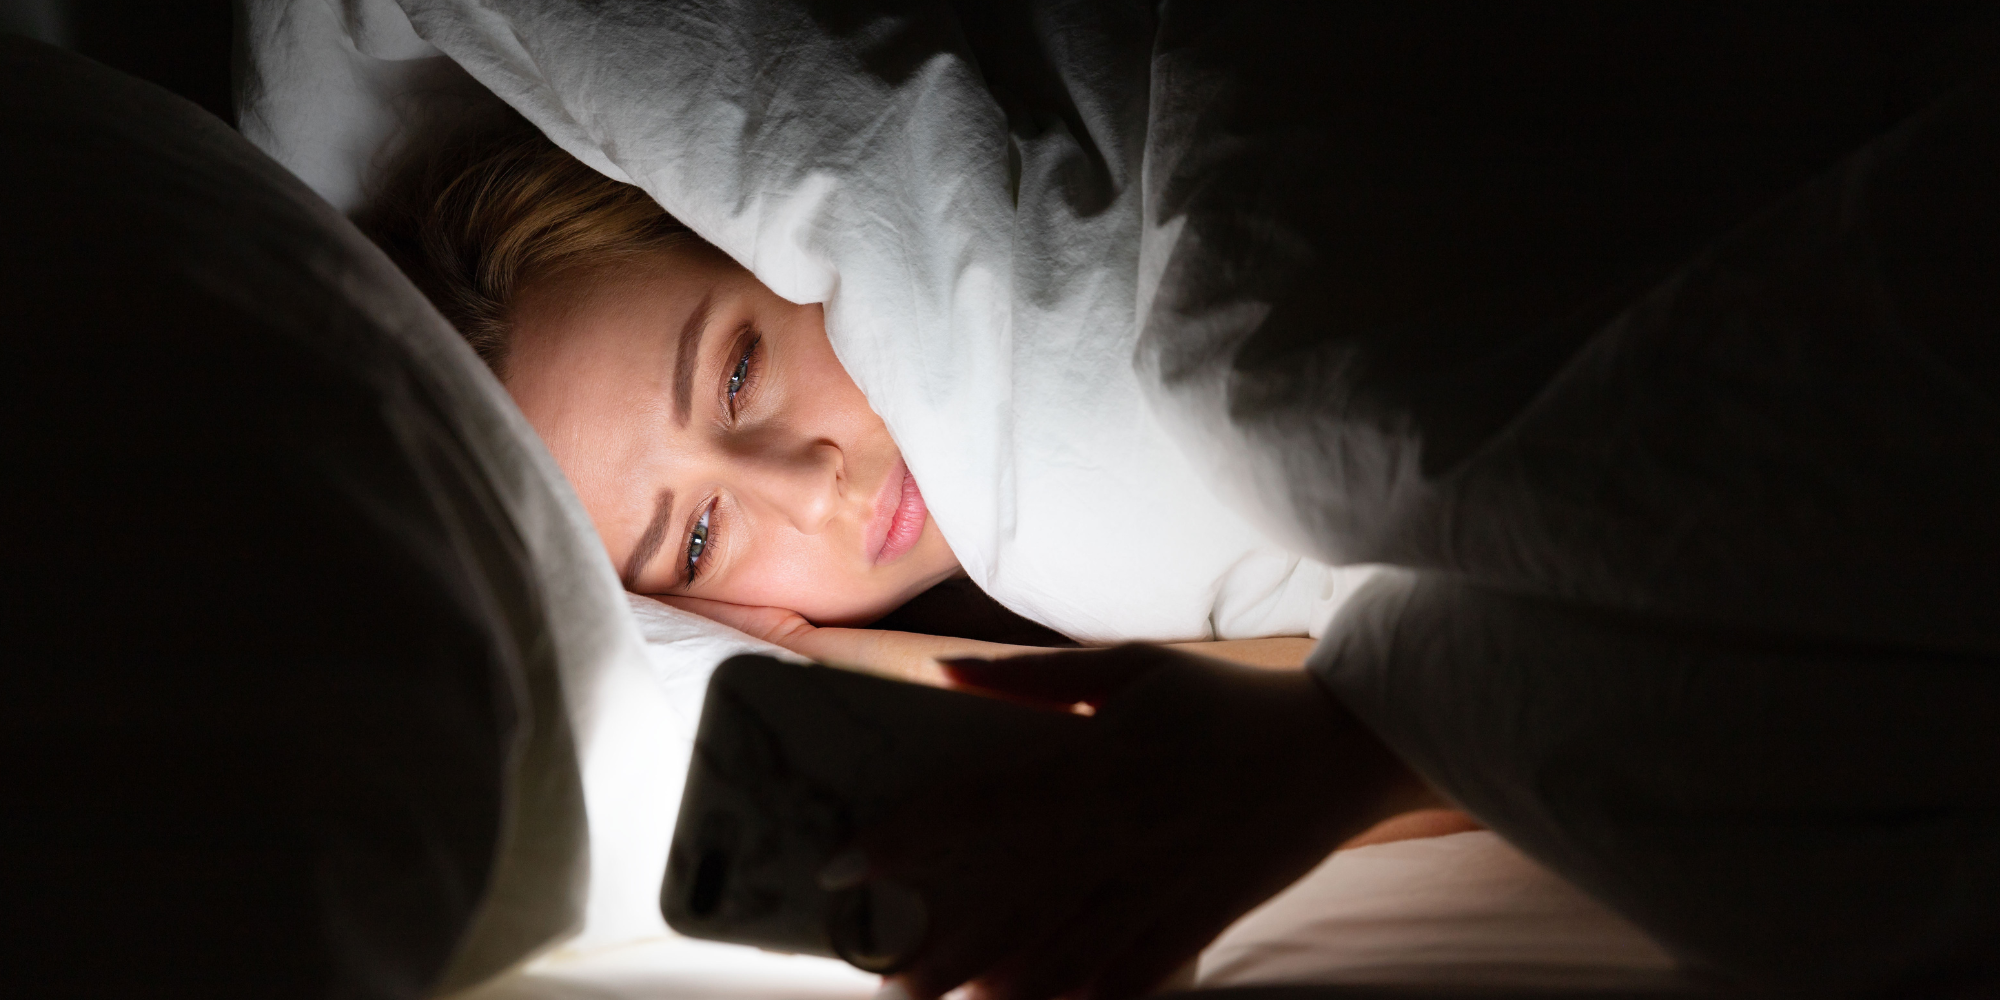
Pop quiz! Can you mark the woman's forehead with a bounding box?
[507,258,716,401]
[504,265,714,515]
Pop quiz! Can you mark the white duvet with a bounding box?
[240,0,1367,646]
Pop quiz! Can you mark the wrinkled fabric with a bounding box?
[237,0,501,214]
[1129,5,2000,988]
[354,0,1360,643]
[1318,568,2000,988]
[1138,2,2000,658]
[233,0,2000,990]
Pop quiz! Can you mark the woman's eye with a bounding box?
[684,504,712,584]
[726,335,759,413]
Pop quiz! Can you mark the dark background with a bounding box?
[2,0,235,122]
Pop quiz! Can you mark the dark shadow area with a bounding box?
[8,0,235,123]
[872,576,1080,648]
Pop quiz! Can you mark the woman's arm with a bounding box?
[790,632,1318,684]
[655,596,1022,683]
[855,645,1441,1000]
[1167,637,1317,670]
[654,596,1318,681]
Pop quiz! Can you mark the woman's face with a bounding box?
[503,249,960,624]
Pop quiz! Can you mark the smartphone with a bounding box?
[661,654,1089,971]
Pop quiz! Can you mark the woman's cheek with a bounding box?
[721,530,882,622]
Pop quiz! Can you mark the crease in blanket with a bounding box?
[237,0,516,214]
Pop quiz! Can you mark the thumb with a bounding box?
[940,644,1173,710]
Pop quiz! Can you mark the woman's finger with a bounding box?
[968,873,1164,1000]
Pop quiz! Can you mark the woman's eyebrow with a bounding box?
[622,487,677,590]
[672,290,716,426]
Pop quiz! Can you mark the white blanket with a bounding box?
[241,0,1368,646]
[235,0,1362,977]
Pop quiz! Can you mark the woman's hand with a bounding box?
[659,595,816,647]
[831,644,1436,1000]
[657,595,1028,685]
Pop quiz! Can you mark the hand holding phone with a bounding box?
[665,647,1423,1000]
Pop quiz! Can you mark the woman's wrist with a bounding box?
[1271,666,1442,853]
[1166,636,1317,670]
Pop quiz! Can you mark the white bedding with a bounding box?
[1198,833,1679,992]
[241,0,1368,647]
[236,0,1689,993]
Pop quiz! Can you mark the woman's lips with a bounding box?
[869,459,927,565]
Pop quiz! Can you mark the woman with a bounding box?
[362,130,1483,995]
[361,127,1323,681]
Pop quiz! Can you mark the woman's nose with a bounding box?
[742,440,843,534]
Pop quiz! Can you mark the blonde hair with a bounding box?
[360,125,706,375]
